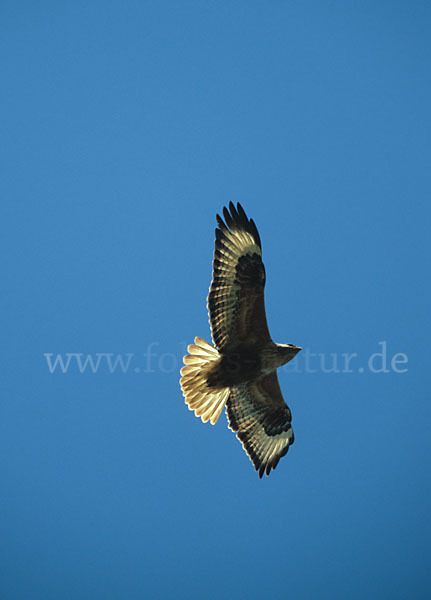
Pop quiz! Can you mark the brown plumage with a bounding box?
[180,202,301,477]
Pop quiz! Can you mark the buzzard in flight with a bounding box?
[180,203,301,477]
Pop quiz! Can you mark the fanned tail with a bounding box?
[180,337,230,425]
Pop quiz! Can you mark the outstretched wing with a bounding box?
[226,372,294,478]
[207,202,271,351]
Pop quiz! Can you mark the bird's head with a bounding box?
[276,343,302,365]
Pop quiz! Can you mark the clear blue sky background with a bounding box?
[1,2,430,599]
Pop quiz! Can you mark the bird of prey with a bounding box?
[180,202,301,477]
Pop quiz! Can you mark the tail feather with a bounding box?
[180,337,230,425]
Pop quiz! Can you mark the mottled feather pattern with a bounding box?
[227,375,294,478]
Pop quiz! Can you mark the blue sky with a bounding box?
[1,2,430,599]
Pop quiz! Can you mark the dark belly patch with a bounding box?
[206,347,261,387]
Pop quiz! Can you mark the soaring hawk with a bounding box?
[180,202,301,477]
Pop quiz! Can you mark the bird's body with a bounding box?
[206,341,297,388]
[180,202,301,477]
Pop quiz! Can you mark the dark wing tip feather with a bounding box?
[222,206,234,229]
[216,213,227,230]
[236,202,249,227]
[249,218,262,250]
[229,202,240,223]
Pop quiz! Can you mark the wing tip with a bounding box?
[231,416,294,479]
[215,202,261,250]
